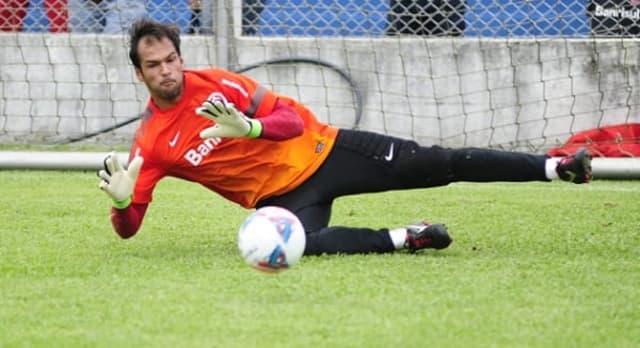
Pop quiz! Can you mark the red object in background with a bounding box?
[548,123,640,157]
[0,0,68,32]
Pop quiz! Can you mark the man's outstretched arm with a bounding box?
[98,152,147,239]
[110,203,148,239]
[197,100,303,140]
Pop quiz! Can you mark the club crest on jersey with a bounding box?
[206,92,228,105]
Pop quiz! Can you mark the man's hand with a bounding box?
[196,100,262,138]
[97,152,143,209]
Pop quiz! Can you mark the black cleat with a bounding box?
[556,148,592,184]
[405,222,452,253]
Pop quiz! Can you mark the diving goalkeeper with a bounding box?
[98,19,592,255]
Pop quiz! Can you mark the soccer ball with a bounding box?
[238,206,306,273]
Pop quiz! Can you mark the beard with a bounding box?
[148,78,183,104]
[157,84,182,101]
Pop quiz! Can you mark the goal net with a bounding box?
[1,0,639,160]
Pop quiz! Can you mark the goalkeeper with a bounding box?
[98,19,592,255]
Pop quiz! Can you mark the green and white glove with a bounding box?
[98,151,143,209]
[196,100,262,139]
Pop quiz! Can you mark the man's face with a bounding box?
[135,36,184,108]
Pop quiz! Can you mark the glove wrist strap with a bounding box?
[247,119,263,138]
[112,196,132,209]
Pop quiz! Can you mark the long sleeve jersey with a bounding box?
[111,68,339,238]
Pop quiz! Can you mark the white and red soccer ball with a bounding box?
[238,206,306,273]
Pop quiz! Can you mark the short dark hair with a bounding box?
[128,19,181,69]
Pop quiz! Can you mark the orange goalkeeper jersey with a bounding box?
[129,69,338,208]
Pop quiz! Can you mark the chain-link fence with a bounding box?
[2,0,640,37]
[0,0,214,34]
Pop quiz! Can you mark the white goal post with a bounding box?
[0,151,637,179]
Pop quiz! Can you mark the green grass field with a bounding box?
[1,170,638,347]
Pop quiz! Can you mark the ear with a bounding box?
[135,68,144,82]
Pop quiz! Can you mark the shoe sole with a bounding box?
[575,148,593,183]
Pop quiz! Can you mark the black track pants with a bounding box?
[257,129,549,255]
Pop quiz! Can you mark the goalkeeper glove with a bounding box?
[97,151,143,209]
[196,100,262,139]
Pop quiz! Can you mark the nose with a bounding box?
[160,62,170,75]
